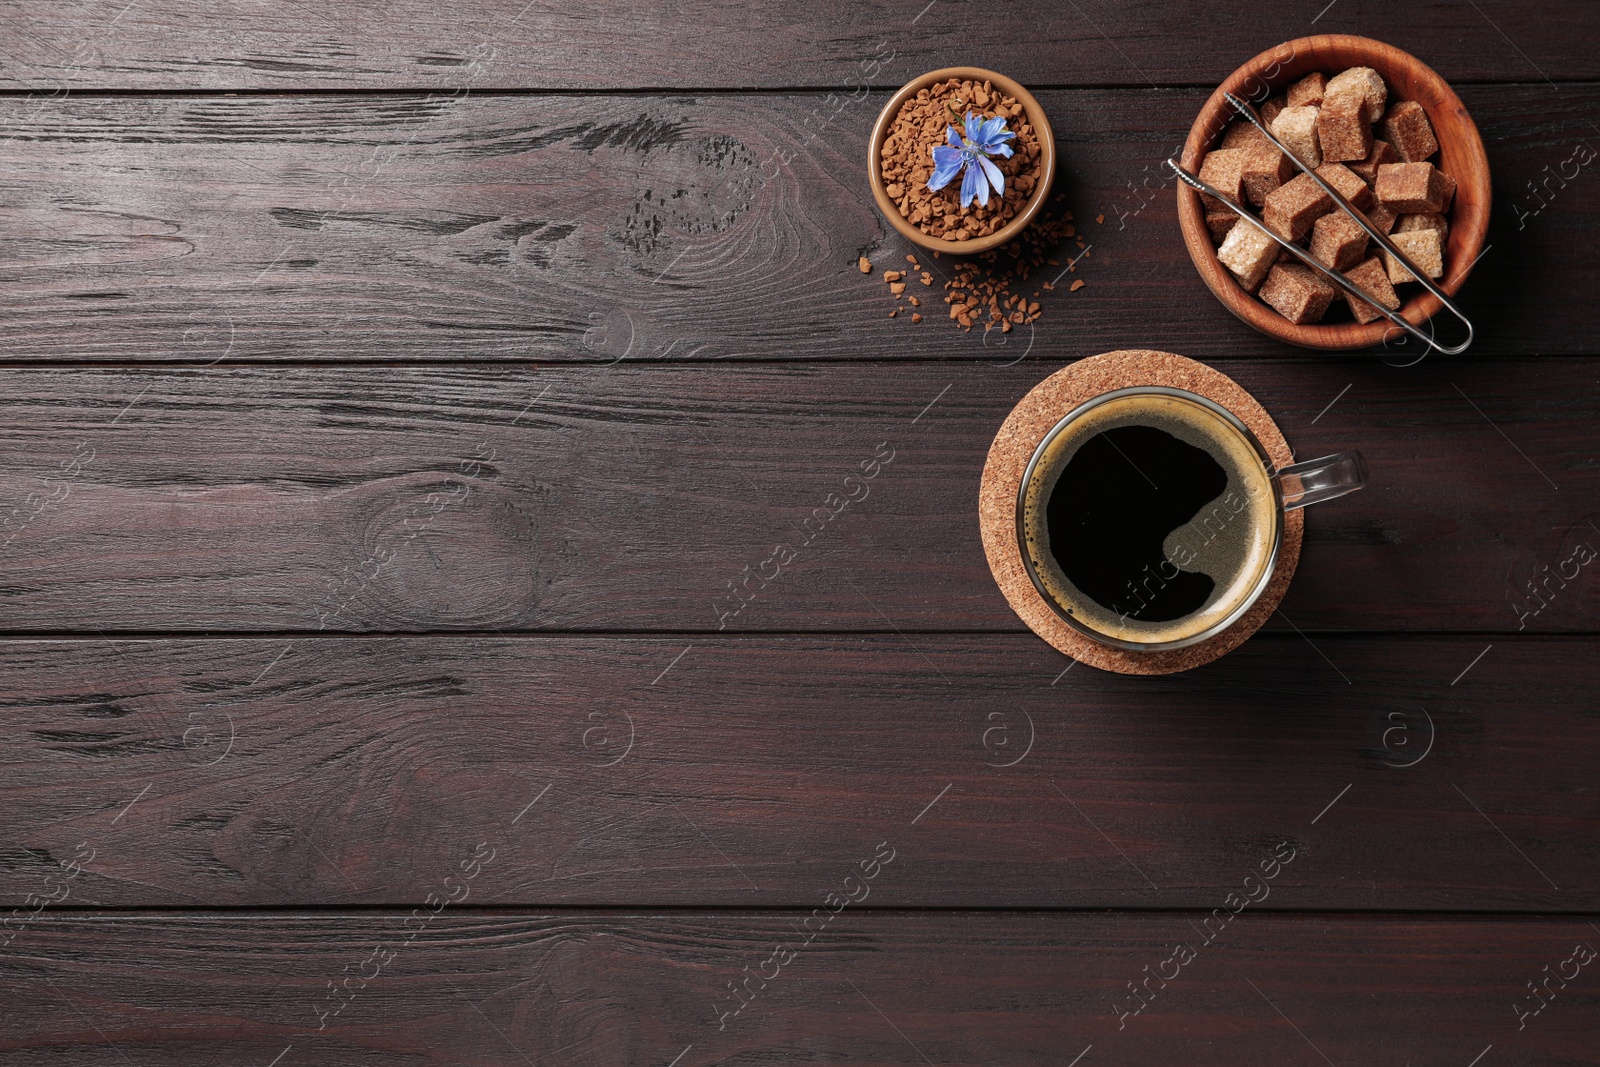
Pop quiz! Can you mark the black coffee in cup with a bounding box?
[1020,389,1278,647]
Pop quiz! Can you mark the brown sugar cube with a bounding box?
[1341,256,1401,324]
[1382,228,1445,284]
[1206,207,1239,243]
[1262,172,1334,241]
[1381,100,1438,162]
[1326,67,1388,123]
[1348,139,1397,184]
[1259,262,1337,324]
[1316,90,1373,162]
[1216,217,1280,292]
[1222,119,1270,152]
[1239,144,1292,206]
[1270,105,1323,169]
[1287,72,1327,108]
[1314,162,1373,209]
[1198,148,1248,210]
[1436,168,1456,211]
[1364,201,1399,235]
[1376,161,1446,213]
[1309,212,1369,270]
[1396,212,1450,241]
[1260,95,1288,126]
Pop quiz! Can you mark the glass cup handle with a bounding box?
[1272,450,1368,511]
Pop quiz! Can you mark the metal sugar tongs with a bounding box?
[1166,92,1474,356]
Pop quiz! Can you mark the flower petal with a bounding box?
[928,146,964,190]
[978,116,1011,147]
[964,111,983,145]
[990,141,1015,159]
[946,125,962,150]
[962,161,983,207]
[977,154,1006,199]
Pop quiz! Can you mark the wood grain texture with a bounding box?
[1,4,1596,1062]
[1,634,1595,909]
[3,0,1597,89]
[0,360,1593,634]
[0,86,1593,362]
[4,912,1598,1064]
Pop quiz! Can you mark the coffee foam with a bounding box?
[1022,392,1278,646]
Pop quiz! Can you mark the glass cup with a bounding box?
[1016,385,1366,652]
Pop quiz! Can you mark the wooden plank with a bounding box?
[0,86,1593,362]
[1,634,1594,909]
[3,1,1597,89]
[0,360,1593,634]
[3,911,1597,1063]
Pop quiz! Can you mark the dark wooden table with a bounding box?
[2,3,1597,1063]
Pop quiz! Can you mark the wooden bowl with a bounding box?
[868,66,1056,256]
[1177,35,1490,350]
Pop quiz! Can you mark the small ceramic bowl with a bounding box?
[1177,34,1491,350]
[868,66,1056,256]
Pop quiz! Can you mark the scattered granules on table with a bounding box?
[878,76,1044,243]
[938,194,1082,332]
[858,256,872,273]
[861,192,1088,331]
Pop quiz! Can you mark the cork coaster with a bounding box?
[979,350,1302,675]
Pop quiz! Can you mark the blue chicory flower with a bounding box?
[927,111,1015,208]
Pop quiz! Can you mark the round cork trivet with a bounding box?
[979,350,1302,675]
